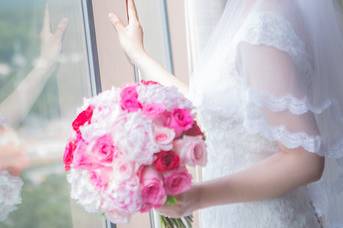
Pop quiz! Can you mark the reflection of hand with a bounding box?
[39,5,68,68]
[0,145,28,176]
[157,185,202,218]
[0,128,29,176]
[109,0,146,64]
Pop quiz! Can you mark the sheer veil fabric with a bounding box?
[188,0,343,227]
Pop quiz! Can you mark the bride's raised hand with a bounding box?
[109,0,145,64]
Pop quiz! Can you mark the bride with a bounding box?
[109,0,343,227]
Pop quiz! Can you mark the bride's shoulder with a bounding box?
[233,6,310,69]
[239,11,303,47]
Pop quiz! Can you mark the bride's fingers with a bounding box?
[127,0,140,25]
[108,13,125,32]
[54,17,69,40]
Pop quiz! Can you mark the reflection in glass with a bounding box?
[0,0,100,228]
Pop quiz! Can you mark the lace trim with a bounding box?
[244,118,322,154]
[246,87,333,115]
[236,11,313,78]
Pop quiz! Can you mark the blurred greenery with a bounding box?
[0,171,72,228]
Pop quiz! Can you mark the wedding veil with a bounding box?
[188,0,343,227]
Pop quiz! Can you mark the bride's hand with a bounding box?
[157,185,203,218]
[109,0,145,64]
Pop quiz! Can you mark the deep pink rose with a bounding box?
[72,105,94,133]
[153,151,180,172]
[120,97,142,112]
[63,138,77,171]
[174,135,207,166]
[165,108,194,137]
[184,121,205,138]
[139,166,167,212]
[120,85,142,112]
[142,103,166,118]
[163,166,192,195]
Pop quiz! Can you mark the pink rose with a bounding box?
[163,166,192,195]
[165,108,194,137]
[174,135,207,166]
[92,134,117,164]
[120,85,142,112]
[72,135,117,170]
[142,103,166,118]
[154,126,175,151]
[139,166,167,212]
[120,84,138,99]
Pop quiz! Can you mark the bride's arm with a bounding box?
[198,146,324,208]
[157,145,324,218]
[108,0,188,96]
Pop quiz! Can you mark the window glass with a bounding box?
[0,0,103,227]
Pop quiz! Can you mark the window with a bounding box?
[0,0,192,227]
[0,0,103,227]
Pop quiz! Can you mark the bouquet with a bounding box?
[63,80,207,226]
[0,171,23,222]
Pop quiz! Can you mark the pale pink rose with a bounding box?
[112,159,137,183]
[165,108,194,137]
[154,126,175,151]
[163,166,192,195]
[174,135,207,166]
[89,167,111,190]
[142,103,165,118]
[112,178,142,214]
[139,166,167,212]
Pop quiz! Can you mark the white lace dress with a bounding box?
[191,9,343,228]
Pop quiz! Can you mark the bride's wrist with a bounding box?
[131,49,148,67]
[193,183,206,210]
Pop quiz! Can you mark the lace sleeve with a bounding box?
[0,171,23,221]
[233,11,330,155]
